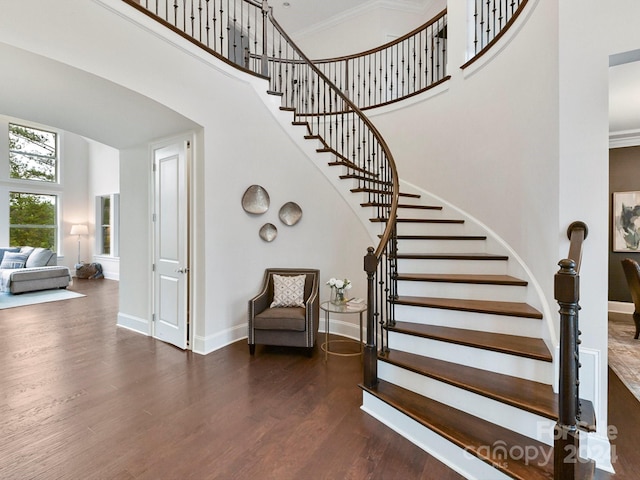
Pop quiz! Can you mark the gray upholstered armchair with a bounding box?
[248,268,320,356]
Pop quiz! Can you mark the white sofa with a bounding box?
[0,247,71,294]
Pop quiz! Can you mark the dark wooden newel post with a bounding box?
[554,258,579,480]
[364,247,378,389]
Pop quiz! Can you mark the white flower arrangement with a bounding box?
[327,277,352,305]
[326,277,352,292]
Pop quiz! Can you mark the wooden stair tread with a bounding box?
[340,174,392,185]
[350,187,420,198]
[381,349,557,419]
[394,252,507,260]
[327,160,378,177]
[361,202,442,210]
[361,379,555,480]
[389,321,552,361]
[395,234,486,240]
[396,273,527,286]
[394,295,543,319]
[372,218,465,223]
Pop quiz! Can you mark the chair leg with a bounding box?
[306,347,313,358]
[634,313,640,340]
[249,344,255,355]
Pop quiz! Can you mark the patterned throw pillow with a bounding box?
[0,247,20,264]
[0,252,29,270]
[270,274,306,308]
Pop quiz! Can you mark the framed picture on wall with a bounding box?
[613,191,640,252]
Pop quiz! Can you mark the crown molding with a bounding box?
[609,129,640,149]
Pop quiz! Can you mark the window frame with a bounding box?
[8,191,59,250]
[95,193,119,258]
[8,122,59,184]
[2,118,64,253]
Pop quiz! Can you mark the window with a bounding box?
[100,196,111,255]
[97,194,119,257]
[9,192,57,249]
[9,123,58,183]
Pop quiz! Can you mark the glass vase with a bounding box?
[331,286,347,305]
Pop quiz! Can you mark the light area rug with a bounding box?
[608,311,640,403]
[0,289,85,310]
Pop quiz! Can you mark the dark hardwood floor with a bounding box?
[0,279,463,480]
[1,280,637,479]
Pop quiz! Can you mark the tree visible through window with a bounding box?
[9,192,57,249]
[9,123,57,182]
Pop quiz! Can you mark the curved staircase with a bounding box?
[283,116,596,477]
[123,1,598,477]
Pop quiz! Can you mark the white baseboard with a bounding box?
[608,301,633,314]
[192,317,364,356]
[117,312,150,335]
[583,433,615,474]
[319,316,366,342]
[194,324,247,355]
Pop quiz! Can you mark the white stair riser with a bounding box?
[394,209,445,219]
[395,222,468,236]
[396,238,487,254]
[361,392,513,480]
[396,258,508,275]
[393,304,543,338]
[378,362,556,446]
[397,280,527,302]
[387,330,553,384]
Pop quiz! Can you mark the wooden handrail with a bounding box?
[265,10,400,260]
[566,221,588,274]
[264,9,399,390]
[122,0,269,79]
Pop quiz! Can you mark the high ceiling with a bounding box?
[270,0,392,34]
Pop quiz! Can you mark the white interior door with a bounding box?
[153,142,189,349]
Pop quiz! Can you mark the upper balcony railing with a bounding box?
[128,1,448,110]
[310,10,448,110]
[463,0,528,68]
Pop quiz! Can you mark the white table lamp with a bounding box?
[70,224,89,264]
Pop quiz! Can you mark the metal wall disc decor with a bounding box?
[279,201,302,226]
[259,223,277,242]
[242,185,270,215]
